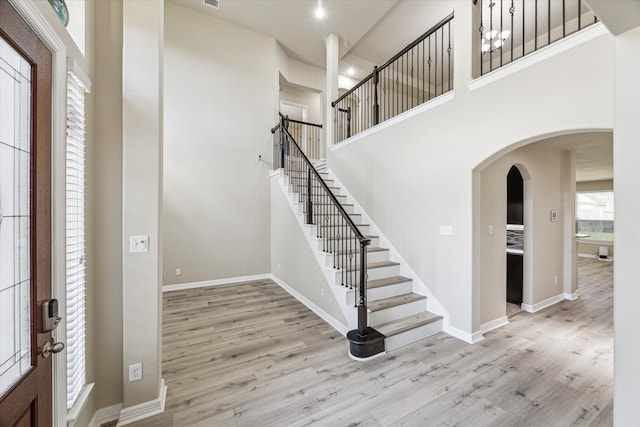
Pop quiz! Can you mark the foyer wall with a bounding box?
[163,1,278,285]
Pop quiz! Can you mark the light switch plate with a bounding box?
[440,225,453,236]
[130,235,149,253]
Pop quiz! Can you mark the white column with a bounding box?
[325,33,339,155]
[613,25,640,426]
[121,0,164,411]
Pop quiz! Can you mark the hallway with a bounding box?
[127,258,612,426]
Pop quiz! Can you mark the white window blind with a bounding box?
[66,70,87,410]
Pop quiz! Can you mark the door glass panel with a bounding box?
[0,36,32,397]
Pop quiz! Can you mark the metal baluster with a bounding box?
[522,0,525,58]
[548,0,551,46]
[535,0,538,51]
[510,0,515,63]
[500,0,504,67]
[448,22,452,91]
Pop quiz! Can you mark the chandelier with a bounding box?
[482,29,511,54]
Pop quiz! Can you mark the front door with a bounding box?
[0,0,54,425]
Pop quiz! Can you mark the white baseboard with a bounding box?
[444,323,484,344]
[162,274,271,293]
[522,293,565,313]
[270,274,350,336]
[563,290,580,301]
[116,379,167,426]
[480,316,510,334]
[89,403,122,427]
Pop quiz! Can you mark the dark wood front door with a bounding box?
[0,0,53,425]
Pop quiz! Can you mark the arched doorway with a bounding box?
[506,165,524,312]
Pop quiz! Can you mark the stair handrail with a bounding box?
[331,12,455,143]
[272,113,373,339]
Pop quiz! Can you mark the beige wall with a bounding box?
[87,0,124,417]
[576,179,613,192]
[479,142,572,325]
[328,1,614,337]
[270,176,348,327]
[162,1,278,286]
[280,84,323,125]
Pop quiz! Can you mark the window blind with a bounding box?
[66,71,87,410]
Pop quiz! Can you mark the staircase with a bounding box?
[278,160,443,353]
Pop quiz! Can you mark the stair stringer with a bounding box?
[323,167,452,330]
[274,170,359,332]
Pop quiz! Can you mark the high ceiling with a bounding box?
[170,0,456,79]
[171,0,613,184]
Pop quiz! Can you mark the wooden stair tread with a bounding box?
[319,223,369,227]
[374,312,443,337]
[368,293,426,312]
[344,260,399,272]
[367,275,412,289]
[324,234,377,241]
[333,246,388,255]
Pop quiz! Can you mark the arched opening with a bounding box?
[474,129,612,333]
[506,165,524,313]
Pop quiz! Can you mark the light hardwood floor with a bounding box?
[126,258,612,426]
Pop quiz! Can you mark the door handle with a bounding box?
[42,339,65,358]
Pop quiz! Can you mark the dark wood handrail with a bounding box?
[332,11,454,107]
[279,123,371,248]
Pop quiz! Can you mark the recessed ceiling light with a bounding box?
[315,7,325,19]
[347,67,355,76]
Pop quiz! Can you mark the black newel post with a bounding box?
[372,65,380,126]
[306,169,313,225]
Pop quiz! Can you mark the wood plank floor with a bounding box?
[127,258,612,426]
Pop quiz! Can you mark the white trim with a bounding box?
[89,403,122,427]
[329,91,456,151]
[521,293,565,313]
[162,274,271,292]
[563,291,580,301]
[468,23,608,92]
[444,324,484,344]
[348,350,387,362]
[280,100,308,122]
[66,383,94,426]
[66,57,91,92]
[480,316,510,334]
[6,2,69,427]
[270,274,350,336]
[116,379,167,427]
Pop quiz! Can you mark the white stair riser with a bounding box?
[315,225,371,236]
[368,281,414,302]
[290,192,349,205]
[383,318,443,351]
[294,202,356,215]
[311,236,379,251]
[370,299,426,325]
[330,264,400,284]
[320,250,389,268]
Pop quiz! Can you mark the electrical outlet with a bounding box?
[488,225,493,235]
[129,363,142,382]
[554,275,558,285]
[176,267,182,276]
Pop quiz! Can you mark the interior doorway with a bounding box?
[506,165,524,314]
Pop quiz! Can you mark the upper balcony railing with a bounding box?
[476,0,598,76]
[332,12,455,144]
